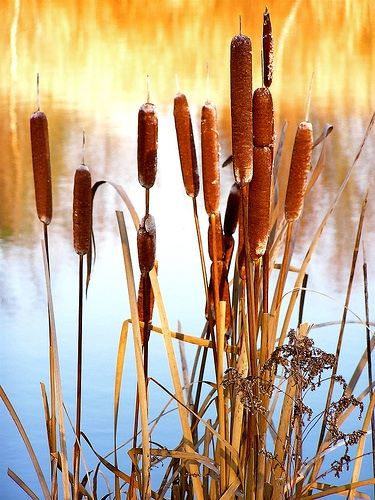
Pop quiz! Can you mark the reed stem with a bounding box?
[73,254,84,500]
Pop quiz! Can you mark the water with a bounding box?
[0,1,374,498]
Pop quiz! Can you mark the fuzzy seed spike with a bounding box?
[30,111,53,225]
[249,147,272,260]
[253,87,274,147]
[263,7,273,88]
[173,93,200,198]
[137,214,156,275]
[137,103,158,189]
[223,183,241,236]
[201,102,220,215]
[208,213,224,262]
[285,121,313,222]
[230,34,253,186]
[73,164,92,256]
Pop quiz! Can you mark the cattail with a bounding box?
[137,214,156,274]
[201,102,220,215]
[248,147,272,260]
[173,93,199,198]
[262,7,274,88]
[137,273,155,345]
[207,261,232,331]
[137,103,158,189]
[253,87,274,147]
[230,34,253,186]
[223,183,241,236]
[284,122,313,222]
[223,234,235,272]
[73,165,92,255]
[208,213,224,262]
[30,111,53,225]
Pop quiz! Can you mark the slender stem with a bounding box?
[43,223,57,498]
[298,273,309,327]
[192,197,209,306]
[73,254,84,499]
[362,247,375,496]
[145,188,150,216]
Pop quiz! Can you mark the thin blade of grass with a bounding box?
[305,124,333,197]
[116,211,150,499]
[279,112,375,348]
[113,320,129,500]
[300,478,375,499]
[0,387,50,499]
[7,468,40,500]
[313,192,368,481]
[348,392,375,499]
[148,267,205,498]
[41,240,70,498]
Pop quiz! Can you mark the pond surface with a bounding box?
[0,1,374,498]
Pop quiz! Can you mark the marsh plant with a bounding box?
[1,8,374,500]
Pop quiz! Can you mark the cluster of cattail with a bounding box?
[136,92,157,351]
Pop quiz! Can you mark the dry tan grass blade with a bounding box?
[348,392,375,499]
[300,478,375,499]
[116,211,151,499]
[7,468,39,500]
[0,387,50,499]
[148,267,205,499]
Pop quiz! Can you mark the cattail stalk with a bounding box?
[30,103,57,492]
[230,34,253,186]
[72,163,92,500]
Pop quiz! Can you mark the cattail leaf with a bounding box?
[201,102,220,215]
[73,164,92,255]
[173,93,199,198]
[284,121,313,222]
[30,111,53,225]
[230,34,253,186]
[138,103,158,189]
[0,387,51,500]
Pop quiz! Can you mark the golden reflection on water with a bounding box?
[0,0,374,271]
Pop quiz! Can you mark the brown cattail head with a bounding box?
[173,93,200,198]
[206,261,232,331]
[262,7,274,88]
[223,234,235,271]
[224,183,240,236]
[201,102,220,215]
[137,214,156,274]
[249,147,272,260]
[253,87,274,147]
[208,213,224,262]
[137,103,158,189]
[73,164,92,255]
[230,34,253,186]
[30,111,53,225]
[137,272,155,345]
[285,121,313,222]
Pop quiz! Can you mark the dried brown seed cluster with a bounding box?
[30,111,53,225]
[284,121,313,222]
[173,92,199,198]
[73,165,92,256]
[137,214,156,275]
[137,103,158,189]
